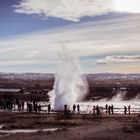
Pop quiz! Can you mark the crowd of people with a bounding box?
[95,104,131,115]
[0,98,42,113]
[0,98,132,115]
[0,98,24,111]
[105,104,114,114]
[63,104,132,115]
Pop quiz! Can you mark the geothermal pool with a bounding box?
[75,93,140,114]
[39,98,140,114]
[76,100,140,114]
[1,99,139,114]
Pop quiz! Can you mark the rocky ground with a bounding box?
[0,112,140,140]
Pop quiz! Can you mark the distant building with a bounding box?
[22,88,50,95]
[0,88,23,95]
[0,88,50,96]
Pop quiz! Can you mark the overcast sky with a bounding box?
[0,0,140,73]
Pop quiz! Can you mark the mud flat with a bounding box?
[0,112,140,140]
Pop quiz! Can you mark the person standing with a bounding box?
[96,105,100,115]
[48,104,51,114]
[21,101,24,111]
[124,106,127,114]
[77,104,80,114]
[111,105,114,114]
[64,104,67,111]
[108,106,111,115]
[128,105,131,114]
[93,105,96,114]
[105,104,108,113]
[73,104,76,113]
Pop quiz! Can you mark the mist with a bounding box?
[49,44,88,111]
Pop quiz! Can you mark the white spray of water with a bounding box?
[111,92,126,102]
[98,88,127,102]
[76,92,140,114]
[134,94,140,100]
[49,44,88,111]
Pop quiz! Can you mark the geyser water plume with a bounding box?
[50,44,88,111]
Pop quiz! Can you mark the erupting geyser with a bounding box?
[49,44,88,111]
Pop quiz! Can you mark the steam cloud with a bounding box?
[49,44,88,110]
[14,0,140,22]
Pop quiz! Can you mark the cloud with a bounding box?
[1,15,140,63]
[13,0,112,22]
[25,50,40,58]
[0,14,140,72]
[14,0,140,22]
[96,55,140,64]
[113,0,140,14]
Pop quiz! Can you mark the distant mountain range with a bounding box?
[86,73,140,81]
[0,73,54,81]
[0,72,140,81]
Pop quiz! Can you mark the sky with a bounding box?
[0,0,140,74]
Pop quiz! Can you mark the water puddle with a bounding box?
[0,128,62,136]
